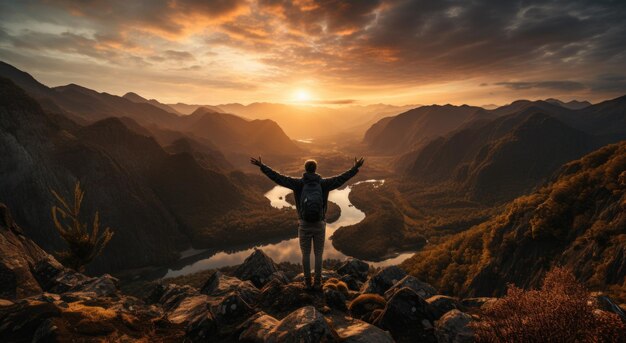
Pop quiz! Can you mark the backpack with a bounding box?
[299,180,324,222]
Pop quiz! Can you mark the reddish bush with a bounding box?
[472,267,625,342]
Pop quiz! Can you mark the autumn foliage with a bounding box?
[472,268,625,342]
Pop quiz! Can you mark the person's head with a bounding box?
[304,159,317,173]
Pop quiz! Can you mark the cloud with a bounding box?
[150,50,196,62]
[495,81,587,91]
[589,74,626,93]
[1,0,625,103]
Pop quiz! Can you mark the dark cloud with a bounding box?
[589,74,626,93]
[1,0,626,102]
[495,81,587,91]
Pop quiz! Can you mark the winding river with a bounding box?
[164,180,413,278]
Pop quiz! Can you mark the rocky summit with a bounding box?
[1,202,624,342]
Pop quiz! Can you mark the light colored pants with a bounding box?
[298,220,326,285]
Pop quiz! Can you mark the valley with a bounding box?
[1,61,625,301]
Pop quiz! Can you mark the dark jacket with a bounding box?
[260,164,359,220]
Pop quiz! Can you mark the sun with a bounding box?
[294,89,311,102]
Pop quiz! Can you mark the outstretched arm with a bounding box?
[322,157,365,191]
[250,156,300,190]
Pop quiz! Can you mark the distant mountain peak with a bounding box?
[544,98,591,110]
[123,92,147,102]
[191,106,221,116]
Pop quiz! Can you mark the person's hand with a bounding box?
[354,157,365,169]
[250,156,263,167]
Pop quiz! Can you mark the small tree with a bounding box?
[51,181,114,272]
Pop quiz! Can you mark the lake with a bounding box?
[164,180,413,278]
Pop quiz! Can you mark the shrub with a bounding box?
[471,267,625,342]
[323,278,349,296]
[349,293,387,322]
[51,181,114,272]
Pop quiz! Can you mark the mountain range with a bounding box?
[0,61,300,163]
[168,101,417,140]
[402,141,626,298]
[385,97,626,203]
[0,76,293,274]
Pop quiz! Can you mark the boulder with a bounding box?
[460,297,498,310]
[153,283,200,312]
[434,309,475,343]
[167,294,210,325]
[185,311,217,342]
[374,287,436,343]
[32,317,59,342]
[324,287,347,311]
[32,259,106,295]
[340,275,362,291]
[361,266,406,295]
[60,291,98,303]
[333,315,395,343]
[0,204,58,299]
[238,311,279,343]
[337,258,370,282]
[265,306,338,343]
[384,275,437,299]
[0,299,61,342]
[348,294,387,323]
[209,291,254,326]
[200,271,260,305]
[234,248,278,288]
[76,274,119,297]
[427,295,462,319]
[268,271,291,285]
[259,281,317,317]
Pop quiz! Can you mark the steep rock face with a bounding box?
[403,142,626,298]
[0,204,52,299]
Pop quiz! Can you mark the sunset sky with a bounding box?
[1,0,625,106]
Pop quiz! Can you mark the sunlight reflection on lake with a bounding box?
[164,179,413,278]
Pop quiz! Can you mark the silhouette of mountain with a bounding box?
[167,102,224,114]
[180,107,300,155]
[396,96,626,203]
[402,141,626,299]
[123,91,182,115]
[213,102,415,139]
[0,61,299,158]
[544,98,591,110]
[164,137,233,171]
[0,77,289,273]
[364,104,492,154]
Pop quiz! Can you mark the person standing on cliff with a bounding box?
[250,157,365,290]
